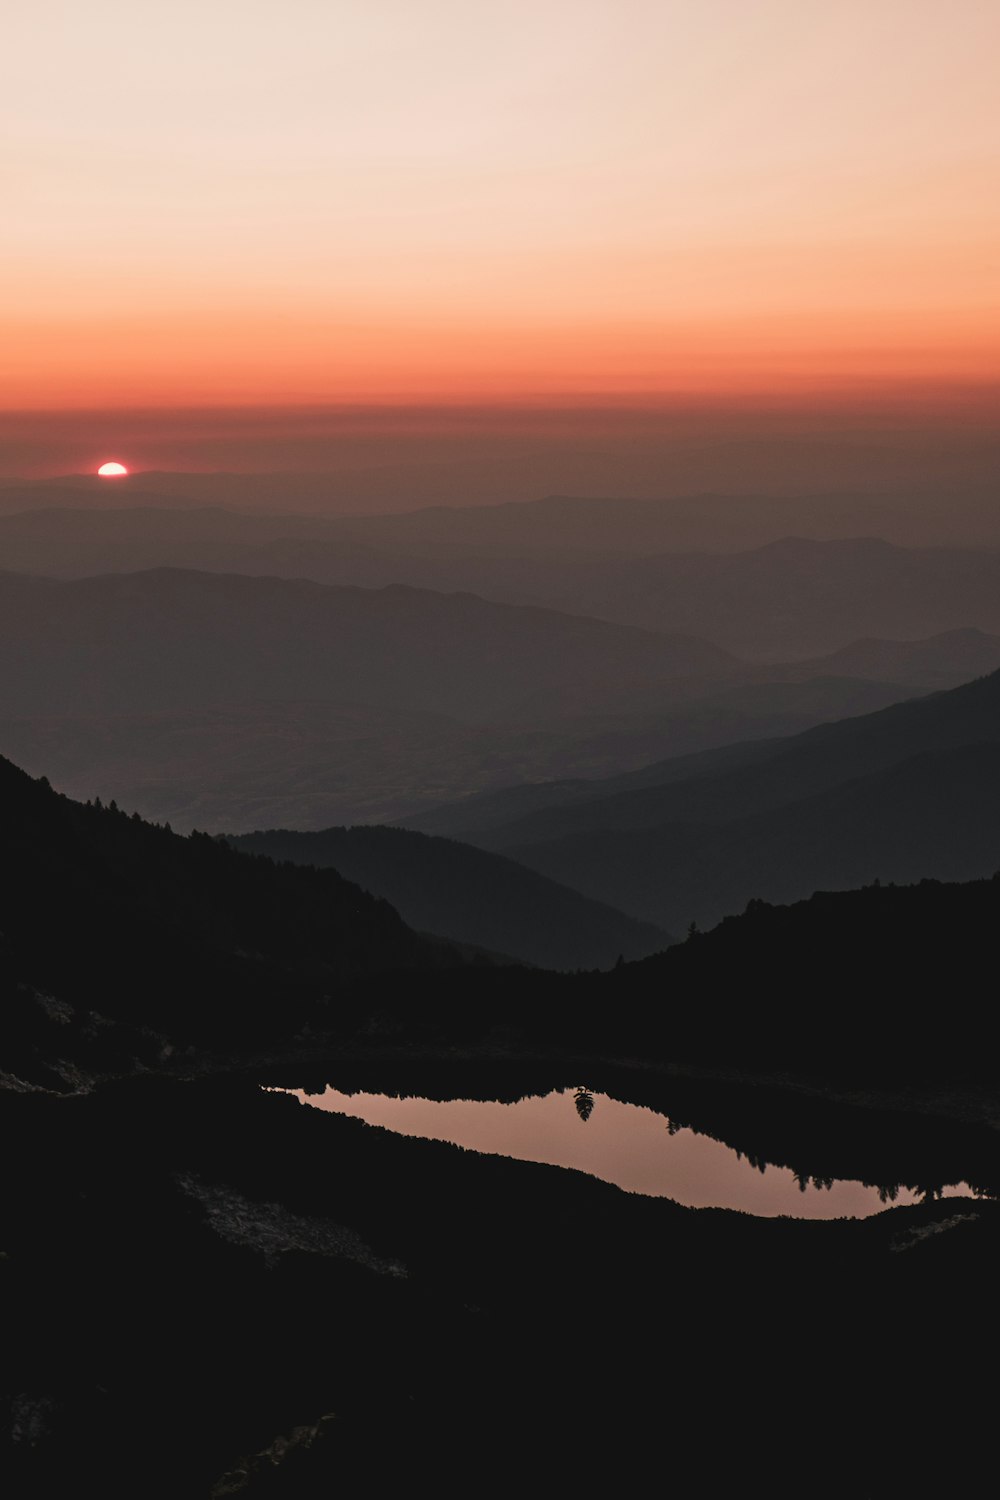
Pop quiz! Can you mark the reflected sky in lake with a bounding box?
[290,1086,974,1219]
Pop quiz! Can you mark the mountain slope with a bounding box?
[503,742,1000,928]
[426,667,1000,851]
[0,757,475,1082]
[227,824,671,970]
[608,873,1000,1079]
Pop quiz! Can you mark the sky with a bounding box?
[3,0,998,410]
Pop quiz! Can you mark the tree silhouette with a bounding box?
[574,1087,595,1123]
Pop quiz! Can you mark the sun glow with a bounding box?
[97,462,128,476]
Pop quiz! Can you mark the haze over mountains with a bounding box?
[567,538,1000,658]
[0,560,945,831]
[409,669,1000,930]
[0,567,736,719]
[6,500,1000,661]
[4,478,1000,935]
[4,471,1000,1500]
[4,395,999,515]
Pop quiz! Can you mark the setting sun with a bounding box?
[97,461,128,476]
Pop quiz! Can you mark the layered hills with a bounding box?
[3,477,999,1496]
[0,566,924,830]
[3,752,998,1496]
[5,739,1000,1091]
[416,667,1000,840]
[0,567,734,720]
[0,756,474,1087]
[409,669,1000,929]
[5,473,1000,546]
[7,502,1000,659]
[228,824,670,970]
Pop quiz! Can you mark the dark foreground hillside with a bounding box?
[0,756,477,1088]
[3,1075,996,1497]
[2,758,999,1494]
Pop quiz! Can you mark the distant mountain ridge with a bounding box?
[0,563,935,832]
[6,504,1000,658]
[5,474,1000,544]
[0,566,736,721]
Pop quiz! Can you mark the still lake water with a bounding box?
[290,1086,975,1219]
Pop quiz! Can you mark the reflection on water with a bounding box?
[574,1087,595,1123]
[290,1086,975,1219]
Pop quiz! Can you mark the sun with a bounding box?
[97,461,128,477]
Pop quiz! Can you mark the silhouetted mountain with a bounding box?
[0,757,477,1082]
[503,742,1000,928]
[8,677,925,834]
[227,825,670,970]
[5,853,998,1495]
[405,735,793,840]
[608,873,1000,1079]
[419,666,1000,851]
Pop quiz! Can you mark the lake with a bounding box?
[289,1084,976,1218]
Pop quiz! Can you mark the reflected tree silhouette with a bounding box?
[796,1172,835,1192]
[574,1087,595,1123]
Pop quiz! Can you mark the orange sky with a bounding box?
[3,1,998,406]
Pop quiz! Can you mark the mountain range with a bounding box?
[0,564,943,831]
[0,567,734,720]
[4,472,1000,544]
[7,502,1000,659]
[227,824,670,970]
[0,754,488,1089]
[407,669,1000,929]
[6,739,1000,1092]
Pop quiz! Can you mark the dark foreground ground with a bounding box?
[2,1064,997,1498]
[2,766,997,1493]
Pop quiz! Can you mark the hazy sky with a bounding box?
[3,1,998,406]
